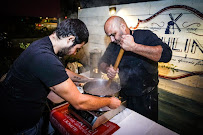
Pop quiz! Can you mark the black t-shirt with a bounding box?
[99,30,172,96]
[0,36,69,131]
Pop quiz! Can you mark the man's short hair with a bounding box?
[54,19,89,45]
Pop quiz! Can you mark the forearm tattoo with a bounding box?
[73,76,81,80]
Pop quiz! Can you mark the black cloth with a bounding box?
[0,36,69,133]
[99,29,172,121]
[120,86,158,122]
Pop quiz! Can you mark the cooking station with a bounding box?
[68,99,126,130]
[68,78,127,130]
[50,49,178,134]
[49,71,179,135]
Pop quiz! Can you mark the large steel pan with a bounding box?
[83,79,120,97]
[83,79,121,111]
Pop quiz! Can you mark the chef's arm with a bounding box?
[125,41,172,62]
[47,68,89,104]
[47,91,65,104]
[49,78,121,110]
[130,43,162,62]
[120,35,162,62]
[65,68,90,83]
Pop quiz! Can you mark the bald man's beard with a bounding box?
[114,39,121,45]
[115,31,124,45]
[57,46,72,57]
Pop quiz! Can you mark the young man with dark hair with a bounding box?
[0,18,121,134]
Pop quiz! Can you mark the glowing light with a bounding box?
[109,7,116,16]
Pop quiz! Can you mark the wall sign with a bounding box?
[130,5,203,78]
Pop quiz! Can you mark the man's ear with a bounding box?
[67,35,76,43]
[120,23,126,32]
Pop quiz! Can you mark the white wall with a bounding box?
[78,0,203,103]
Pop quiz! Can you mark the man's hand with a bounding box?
[106,65,119,79]
[120,35,136,52]
[108,97,121,109]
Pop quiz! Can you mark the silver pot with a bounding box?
[83,79,120,97]
[83,79,121,111]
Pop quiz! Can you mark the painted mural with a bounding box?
[130,5,203,81]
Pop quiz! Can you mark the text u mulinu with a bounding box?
[160,37,203,54]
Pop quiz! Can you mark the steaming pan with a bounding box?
[83,79,121,111]
[83,79,120,96]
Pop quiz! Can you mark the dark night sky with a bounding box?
[1,0,159,17]
[1,0,61,17]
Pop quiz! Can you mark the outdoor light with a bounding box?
[78,6,81,10]
[109,6,116,16]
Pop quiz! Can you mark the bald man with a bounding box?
[99,16,172,122]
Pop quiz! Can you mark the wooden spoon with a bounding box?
[106,48,124,88]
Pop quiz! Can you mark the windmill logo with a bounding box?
[165,13,183,34]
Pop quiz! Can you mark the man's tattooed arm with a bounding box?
[65,68,90,83]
